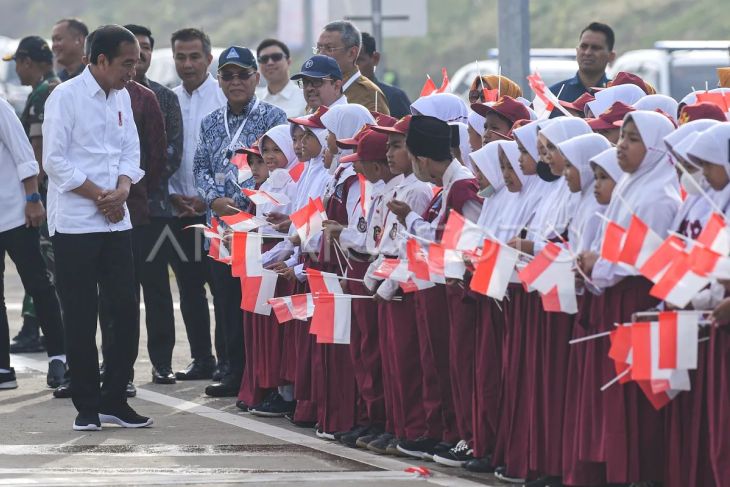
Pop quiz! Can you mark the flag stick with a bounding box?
[699,336,710,343]
[600,367,632,392]
[331,238,346,276]
[476,60,485,91]
[312,292,402,302]
[546,224,597,286]
[305,271,364,283]
[333,239,353,270]
[497,65,502,98]
[375,90,378,113]
[569,330,613,345]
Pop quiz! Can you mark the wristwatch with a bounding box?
[26,192,41,203]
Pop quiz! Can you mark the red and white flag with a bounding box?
[518,242,568,293]
[420,68,450,97]
[617,215,663,270]
[207,218,231,264]
[310,293,351,344]
[290,197,327,247]
[231,231,263,278]
[630,321,674,382]
[306,268,343,294]
[220,211,267,232]
[406,238,446,284]
[242,188,291,206]
[184,223,222,240]
[429,241,466,279]
[240,269,279,315]
[441,211,485,252]
[400,277,436,293]
[373,258,412,283]
[288,162,306,183]
[696,212,730,255]
[527,72,571,117]
[268,293,315,323]
[658,311,699,371]
[358,174,373,218]
[638,235,686,283]
[600,221,626,263]
[541,279,578,314]
[650,250,711,308]
[230,153,252,183]
[470,239,519,300]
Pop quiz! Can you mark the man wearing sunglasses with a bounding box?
[192,45,287,398]
[255,39,305,118]
[290,54,347,113]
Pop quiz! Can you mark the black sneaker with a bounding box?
[249,393,296,417]
[9,334,45,353]
[355,431,381,449]
[524,476,564,487]
[284,412,316,428]
[396,436,442,459]
[493,466,526,484]
[433,439,474,467]
[339,425,372,448]
[126,381,137,398]
[463,455,495,473]
[175,357,216,381]
[99,403,153,428]
[423,442,453,461]
[366,432,394,454]
[0,368,18,390]
[235,400,249,412]
[385,437,403,456]
[315,427,336,440]
[47,359,66,389]
[73,411,101,431]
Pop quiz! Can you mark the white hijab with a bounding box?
[449,121,475,171]
[467,110,486,136]
[513,119,554,163]
[262,124,298,169]
[320,103,375,141]
[633,95,679,123]
[665,119,720,153]
[473,142,516,233]
[493,140,540,242]
[558,133,613,252]
[586,84,646,117]
[410,93,469,123]
[590,147,624,184]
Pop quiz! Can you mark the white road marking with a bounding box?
[9,354,485,487]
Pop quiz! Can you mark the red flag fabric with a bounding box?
[601,221,626,263]
[242,188,291,206]
[441,211,485,251]
[638,235,686,283]
[240,269,278,315]
[696,92,730,112]
[269,293,315,323]
[306,269,343,294]
[230,231,263,278]
[310,293,351,344]
[220,211,266,232]
[696,212,730,255]
[288,162,306,183]
[420,76,437,97]
[617,215,663,269]
[470,239,519,300]
[436,67,449,93]
[230,152,252,183]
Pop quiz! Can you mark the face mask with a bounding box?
[478,185,495,198]
[680,170,704,196]
[536,160,560,182]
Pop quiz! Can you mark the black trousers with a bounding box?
[208,258,244,380]
[53,231,138,414]
[0,225,64,369]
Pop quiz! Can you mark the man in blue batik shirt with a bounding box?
[192,45,286,398]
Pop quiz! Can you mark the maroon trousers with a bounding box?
[707,325,730,484]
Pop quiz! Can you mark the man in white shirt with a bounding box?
[43,25,151,432]
[255,39,306,118]
[168,28,226,382]
[0,95,66,392]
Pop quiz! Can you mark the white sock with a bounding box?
[48,355,66,364]
[0,368,11,373]
[278,384,294,402]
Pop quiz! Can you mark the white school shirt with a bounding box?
[0,97,39,233]
[255,80,307,118]
[43,67,143,236]
[170,74,226,199]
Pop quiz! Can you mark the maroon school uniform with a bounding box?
[707,325,730,484]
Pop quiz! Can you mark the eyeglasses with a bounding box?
[296,78,333,89]
[257,52,286,64]
[218,71,255,82]
[312,45,346,55]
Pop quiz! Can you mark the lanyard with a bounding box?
[342,70,361,92]
[223,98,260,154]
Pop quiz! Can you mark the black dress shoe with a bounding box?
[53,381,72,398]
[151,366,176,384]
[47,359,67,388]
[9,333,45,353]
[204,375,241,397]
[212,360,229,382]
[235,400,249,412]
[463,456,495,473]
[175,357,216,381]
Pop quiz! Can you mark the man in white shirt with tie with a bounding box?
[168,28,226,383]
[43,24,151,431]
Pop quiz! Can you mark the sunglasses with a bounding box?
[296,78,333,89]
[218,71,255,82]
[257,52,286,64]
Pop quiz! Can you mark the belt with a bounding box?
[347,249,377,263]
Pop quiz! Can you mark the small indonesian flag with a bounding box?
[429,241,466,279]
[231,231,263,278]
[609,324,634,383]
[310,293,351,344]
[637,380,679,411]
[291,197,327,247]
[540,279,578,314]
[208,218,230,264]
[242,188,291,206]
[696,212,730,256]
[406,238,445,283]
[400,277,436,293]
[420,68,449,97]
[638,235,686,283]
[230,152,252,183]
[373,258,412,283]
[631,321,674,382]
[441,211,485,251]
[184,223,222,240]
[306,268,343,294]
[268,293,315,323]
[288,162,306,183]
[650,251,711,308]
[527,72,571,117]
[483,88,499,102]
[358,174,373,218]
[618,215,663,269]
[696,92,730,112]
[658,311,699,371]
[220,211,267,232]
[240,269,279,315]
[470,239,520,300]
[518,242,565,293]
[600,221,626,263]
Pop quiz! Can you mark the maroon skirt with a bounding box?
[707,324,730,484]
[472,295,505,458]
[414,284,457,442]
[238,308,267,407]
[251,277,292,388]
[586,276,664,484]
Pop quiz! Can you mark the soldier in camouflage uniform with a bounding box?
[3,36,60,353]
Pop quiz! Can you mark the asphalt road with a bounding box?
[1,256,501,486]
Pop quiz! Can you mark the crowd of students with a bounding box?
[1,16,730,487]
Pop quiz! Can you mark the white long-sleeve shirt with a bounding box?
[0,97,39,233]
[43,67,144,236]
[170,74,226,199]
[255,80,307,118]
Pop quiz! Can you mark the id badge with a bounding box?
[214,172,226,186]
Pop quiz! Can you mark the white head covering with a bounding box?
[410,93,469,123]
[467,110,486,136]
[449,121,475,172]
[513,119,550,162]
[538,117,592,146]
[475,141,517,233]
[590,147,624,183]
[558,133,613,193]
[687,122,730,178]
[262,124,298,169]
[470,142,505,193]
[633,94,679,123]
[680,87,730,108]
[320,103,375,140]
[586,84,646,117]
[664,119,720,151]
